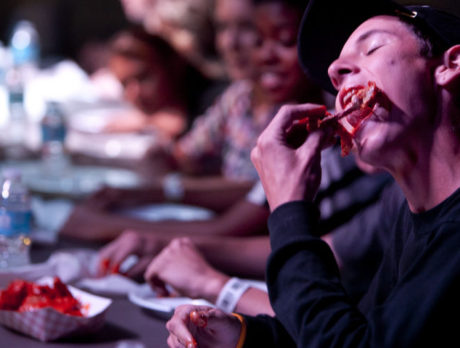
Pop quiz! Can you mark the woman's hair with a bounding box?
[110,26,214,125]
[110,25,182,65]
[143,0,225,79]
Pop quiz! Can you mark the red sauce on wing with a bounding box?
[189,310,208,328]
[293,81,385,156]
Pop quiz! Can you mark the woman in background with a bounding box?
[103,26,212,140]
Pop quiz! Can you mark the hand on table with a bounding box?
[251,104,335,211]
[166,305,242,348]
[59,204,122,241]
[85,186,128,211]
[144,237,229,300]
[98,229,166,278]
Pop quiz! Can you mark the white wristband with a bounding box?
[215,278,250,313]
[163,173,184,201]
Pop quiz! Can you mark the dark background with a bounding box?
[0,0,458,71]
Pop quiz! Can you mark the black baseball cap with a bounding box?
[298,0,460,94]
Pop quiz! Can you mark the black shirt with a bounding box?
[244,187,460,347]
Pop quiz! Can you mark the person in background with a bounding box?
[137,179,400,317]
[144,0,225,80]
[119,0,155,25]
[102,26,210,140]
[120,0,225,80]
[170,0,323,179]
[94,0,391,317]
[60,0,325,243]
[164,0,460,347]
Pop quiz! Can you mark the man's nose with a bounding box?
[327,57,359,91]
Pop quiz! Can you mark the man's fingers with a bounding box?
[166,335,177,348]
[167,306,239,348]
[167,334,188,348]
[86,186,115,210]
[98,243,118,275]
[144,254,170,295]
[150,276,170,297]
[99,230,143,275]
[125,256,151,278]
[275,104,328,131]
[255,104,329,154]
[144,251,162,282]
[190,310,208,328]
[166,306,204,347]
[297,131,323,156]
[98,247,130,275]
[189,307,237,332]
[285,121,309,148]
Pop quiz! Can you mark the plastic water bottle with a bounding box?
[2,20,40,159]
[0,42,9,128]
[9,20,40,68]
[4,65,29,159]
[0,168,32,269]
[40,101,69,174]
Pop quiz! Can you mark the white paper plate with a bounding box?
[0,276,112,342]
[118,203,215,222]
[26,165,142,196]
[77,274,143,297]
[66,131,157,160]
[128,283,213,319]
[66,105,159,160]
[0,161,142,197]
[68,107,131,134]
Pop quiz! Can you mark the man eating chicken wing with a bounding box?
[164,0,460,347]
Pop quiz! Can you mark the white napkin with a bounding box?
[0,249,142,296]
[0,249,96,288]
[77,274,142,296]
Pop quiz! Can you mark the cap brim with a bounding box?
[298,0,405,95]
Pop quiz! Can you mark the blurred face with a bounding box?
[327,16,437,166]
[214,0,257,80]
[252,3,305,103]
[109,47,175,114]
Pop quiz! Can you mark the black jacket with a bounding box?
[243,187,460,347]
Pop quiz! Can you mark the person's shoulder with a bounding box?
[206,80,253,122]
[218,80,253,102]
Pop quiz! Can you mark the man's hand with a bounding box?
[59,204,121,241]
[98,230,166,278]
[144,237,229,300]
[166,305,242,348]
[251,104,334,211]
[85,186,128,211]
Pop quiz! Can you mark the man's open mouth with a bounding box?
[291,81,389,156]
[338,81,383,136]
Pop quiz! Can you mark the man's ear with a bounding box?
[435,45,460,88]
